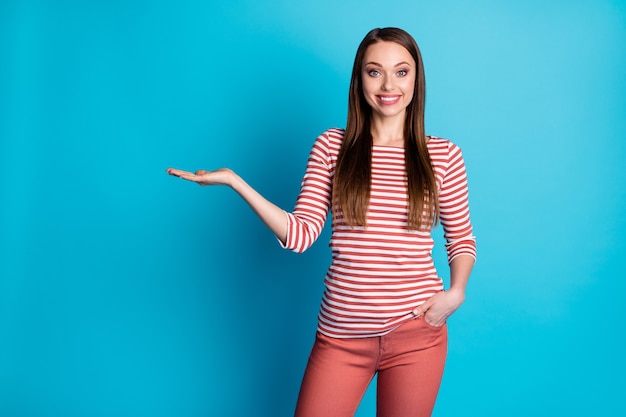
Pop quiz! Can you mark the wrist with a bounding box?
[446,287,466,304]
[225,169,241,188]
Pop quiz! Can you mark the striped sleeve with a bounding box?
[281,130,336,253]
[439,142,477,263]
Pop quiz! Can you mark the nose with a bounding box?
[381,74,393,91]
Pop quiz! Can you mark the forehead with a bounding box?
[362,41,414,66]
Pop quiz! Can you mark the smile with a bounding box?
[376,95,401,105]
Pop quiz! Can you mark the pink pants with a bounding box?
[294,317,448,417]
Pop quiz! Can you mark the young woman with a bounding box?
[167,27,476,417]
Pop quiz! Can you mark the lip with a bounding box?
[376,95,402,105]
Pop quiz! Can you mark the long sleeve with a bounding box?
[438,142,477,263]
[281,130,339,253]
[281,132,475,338]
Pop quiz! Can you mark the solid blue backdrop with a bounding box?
[1,0,625,416]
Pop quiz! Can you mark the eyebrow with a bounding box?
[364,61,412,67]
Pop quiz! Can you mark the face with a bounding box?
[361,41,416,121]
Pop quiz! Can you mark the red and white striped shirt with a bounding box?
[283,128,476,338]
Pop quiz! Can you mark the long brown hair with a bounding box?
[333,27,439,230]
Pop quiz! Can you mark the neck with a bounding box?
[370,112,406,147]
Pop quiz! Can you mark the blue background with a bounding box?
[1,0,625,416]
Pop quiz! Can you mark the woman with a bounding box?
[167,27,476,417]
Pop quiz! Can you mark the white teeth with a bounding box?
[380,96,399,102]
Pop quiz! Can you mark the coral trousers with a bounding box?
[294,316,448,417]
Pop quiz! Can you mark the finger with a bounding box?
[166,170,197,181]
[167,169,202,183]
[166,168,188,177]
[178,173,202,182]
[412,301,430,317]
[195,169,208,175]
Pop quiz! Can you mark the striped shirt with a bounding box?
[283,128,476,338]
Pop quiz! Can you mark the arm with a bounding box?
[412,142,476,326]
[166,130,336,250]
[166,167,288,244]
[280,132,334,253]
[447,254,475,301]
[412,255,475,327]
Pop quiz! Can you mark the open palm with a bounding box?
[166,167,234,186]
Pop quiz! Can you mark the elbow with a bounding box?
[446,237,477,264]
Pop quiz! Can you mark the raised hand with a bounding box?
[166,167,235,186]
[166,166,288,242]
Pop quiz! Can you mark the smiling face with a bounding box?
[361,41,416,122]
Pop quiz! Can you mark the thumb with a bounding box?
[412,301,430,317]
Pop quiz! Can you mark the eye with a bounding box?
[397,69,408,77]
[366,69,381,77]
